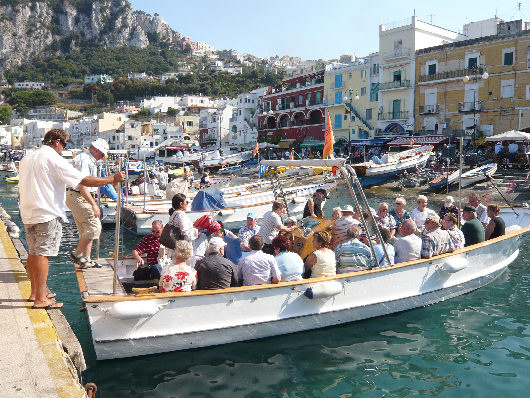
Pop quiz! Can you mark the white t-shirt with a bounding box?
[411,207,435,228]
[72,150,98,193]
[258,210,283,244]
[19,145,84,225]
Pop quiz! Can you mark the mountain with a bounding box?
[0,0,182,77]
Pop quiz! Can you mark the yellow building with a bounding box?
[415,21,530,139]
[324,54,379,151]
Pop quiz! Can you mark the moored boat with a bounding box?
[428,169,460,190]
[351,145,433,187]
[460,163,497,188]
[77,158,530,360]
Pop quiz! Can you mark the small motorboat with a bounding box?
[428,169,460,190]
[460,163,497,188]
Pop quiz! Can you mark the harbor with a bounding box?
[0,157,529,395]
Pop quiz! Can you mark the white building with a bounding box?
[377,16,462,135]
[22,120,71,147]
[200,105,234,148]
[128,72,153,80]
[159,72,192,82]
[0,126,11,147]
[179,95,215,112]
[14,82,45,90]
[84,74,114,84]
[152,123,183,142]
[67,118,97,148]
[141,96,181,114]
[228,88,268,147]
[463,18,504,40]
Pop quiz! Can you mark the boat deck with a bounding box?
[80,260,132,296]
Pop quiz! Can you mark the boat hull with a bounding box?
[85,228,527,360]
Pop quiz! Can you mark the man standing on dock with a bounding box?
[66,138,109,267]
[19,129,125,309]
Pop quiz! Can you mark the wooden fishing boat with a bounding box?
[77,159,530,360]
[428,169,460,190]
[351,145,433,187]
[460,163,497,188]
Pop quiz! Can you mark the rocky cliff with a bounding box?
[0,0,181,76]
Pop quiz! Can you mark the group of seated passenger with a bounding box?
[131,194,506,294]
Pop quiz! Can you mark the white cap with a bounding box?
[208,237,226,253]
[444,196,454,206]
[91,138,109,156]
[342,205,354,213]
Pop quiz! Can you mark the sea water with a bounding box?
[1,182,529,397]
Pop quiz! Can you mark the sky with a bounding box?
[128,0,530,60]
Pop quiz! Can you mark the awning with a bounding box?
[349,139,393,146]
[278,139,296,149]
[387,136,449,146]
[299,140,325,148]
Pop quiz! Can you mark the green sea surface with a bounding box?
[1,182,529,397]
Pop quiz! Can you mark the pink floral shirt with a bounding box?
[159,262,197,292]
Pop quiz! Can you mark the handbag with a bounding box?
[159,223,183,250]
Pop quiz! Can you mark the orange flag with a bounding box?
[410,137,415,146]
[253,140,259,156]
[323,112,334,159]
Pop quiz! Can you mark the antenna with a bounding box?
[426,14,435,23]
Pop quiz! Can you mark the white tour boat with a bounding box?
[77,159,530,360]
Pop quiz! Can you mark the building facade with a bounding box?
[324,54,380,146]
[228,87,268,147]
[257,69,325,145]
[378,17,461,136]
[415,20,530,138]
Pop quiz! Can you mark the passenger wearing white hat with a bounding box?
[195,237,239,290]
[438,195,460,224]
[65,137,110,268]
[332,204,361,248]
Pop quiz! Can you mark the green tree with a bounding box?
[166,107,177,116]
[0,104,12,124]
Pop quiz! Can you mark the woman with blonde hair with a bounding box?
[159,241,197,293]
[304,231,336,278]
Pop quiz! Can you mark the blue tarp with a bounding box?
[191,191,227,211]
[224,235,242,265]
[100,170,118,201]
[243,159,258,167]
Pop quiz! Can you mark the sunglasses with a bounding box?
[58,139,67,148]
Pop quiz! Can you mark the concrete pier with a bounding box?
[0,219,87,398]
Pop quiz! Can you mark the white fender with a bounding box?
[304,281,343,299]
[438,257,468,273]
[108,301,164,319]
[218,209,235,216]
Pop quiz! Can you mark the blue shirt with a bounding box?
[275,251,303,281]
[238,250,280,286]
[374,243,395,267]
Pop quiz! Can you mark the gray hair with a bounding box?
[400,219,417,235]
[417,195,427,203]
[152,220,163,229]
[395,196,406,206]
[346,225,362,240]
[173,241,193,262]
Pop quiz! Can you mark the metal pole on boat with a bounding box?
[124,157,129,205]
[458,136,463,228]
[95,165,102,260]
[113,157,123,295]
[143,158,147,212]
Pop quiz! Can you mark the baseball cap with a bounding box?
[462,205,476,212]
[247,212,257,219]
[91,138,109,156]
[342,205,354,213]
[316,188,329,199]
[444,196,454,206]
[208,237,227,251]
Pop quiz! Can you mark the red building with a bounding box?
[257,69,325,144]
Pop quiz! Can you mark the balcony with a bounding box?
[418,67,484,83]
[378,111,409,120]
[379,79,411,91]
[418,104,440,114]
[458,102,483,112]
[381,47,412,61]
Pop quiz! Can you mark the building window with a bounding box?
[335,74,343,89]
[298,94,303,105]
[186,121,193,126]
[334,114,342,129]
[393,71,401,82]
[360,87,367,96]
[467,57,478,69]
[503,48,514,66]
[307,93,312,104]
[366,109,372,120]
[361,70,366,79]
[335,91,343,105]
[427,60,437,75]
[372,64,379,74]
[370,83,378,102]
[526,85,530,100]
[349,72,352,79]
[316,92,321,104]
[501,80,515,98]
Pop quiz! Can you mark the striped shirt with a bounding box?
[420,227,455,258]
[335,238,374,272]
[238,250,281,286]
[258,211,283,244]
[332,216,361,247]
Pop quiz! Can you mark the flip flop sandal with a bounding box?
[86,259,101,268]
[27,292,56,302]
[32,302,63,310]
